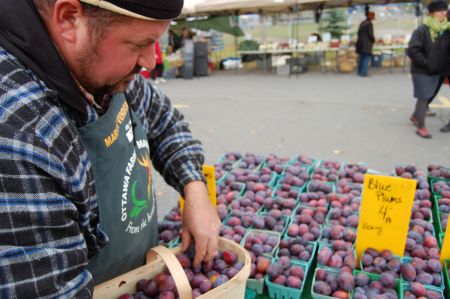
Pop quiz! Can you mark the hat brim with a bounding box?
[80,0,159,20]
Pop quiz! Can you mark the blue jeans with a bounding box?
[357,54,371,76]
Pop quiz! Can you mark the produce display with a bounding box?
[152,152,450,299]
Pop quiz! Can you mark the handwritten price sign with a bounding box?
[355,174,416,260]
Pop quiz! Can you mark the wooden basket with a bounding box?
[93,237,251,299]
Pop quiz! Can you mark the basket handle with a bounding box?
[147,246,193,299]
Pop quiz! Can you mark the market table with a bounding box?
[238,45,408,75]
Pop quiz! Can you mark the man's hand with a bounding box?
[181,181,221,267]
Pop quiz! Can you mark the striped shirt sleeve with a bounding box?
[125,75,206,195]
[0,50,97,298]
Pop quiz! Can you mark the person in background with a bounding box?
[181,27,194,48]
[0,0,220,297]
[168,29,182,52]
[407,0,450,138]
[151,40,165,83]
[356,11,376,77]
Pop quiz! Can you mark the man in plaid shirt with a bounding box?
[0,0,220,297]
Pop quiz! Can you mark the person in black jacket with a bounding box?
[356,12,376,77]
[407,0,450,138]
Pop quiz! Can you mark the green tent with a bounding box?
[174,15,244,37]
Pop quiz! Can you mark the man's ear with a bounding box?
[52,0,85,44]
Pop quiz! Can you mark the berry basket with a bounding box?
[310,267,348,299]
[265,258,309,299]
[93,237,251,299]
[350,270,403,299]
[241,229,281,294]
[400,256,445,291]
[403,283,445,298]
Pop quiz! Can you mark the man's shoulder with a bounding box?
[0,47,72,147]
[0,47,57,109]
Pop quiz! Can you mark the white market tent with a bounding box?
[181,0,423,17]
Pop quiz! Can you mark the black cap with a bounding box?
[80,0,184,20]
[428,0,448,13]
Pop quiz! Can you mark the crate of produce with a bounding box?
[401,257,444,290]
[235,153,266,171]
[359,248,402,279]
[432,194,449,235]
[316,242,357,271]
[263,154,291,175]
[288,155,317,170]
[311,267,353,299]
[241,229,282,294]
[317,160,342,171]
[306,180,335,195]
[430,178,450,196]
[320,224,356,247]
[285,211,323,242]
[350,270,403,299]
[275,237,317,265]
[310,167,339,183]
[403,282,445,298]
[325,206,359,229]
[93,237,251,299]
[252,212,290,235]
[427,164,450,181]
[265,258,309,299]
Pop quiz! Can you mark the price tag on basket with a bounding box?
[440,214,450,264]
[179,165,217,216]
[355,174,416,261]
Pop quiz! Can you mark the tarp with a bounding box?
[174,16,244,36]
[181,0,418,17]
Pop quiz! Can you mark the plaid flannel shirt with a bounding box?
[0,47,205,298]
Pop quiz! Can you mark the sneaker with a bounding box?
[416,128,432,139]
[440,123,450,133]
[425,111,436,117]
[410,115,419,127]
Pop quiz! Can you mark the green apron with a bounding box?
[77,93,158,284]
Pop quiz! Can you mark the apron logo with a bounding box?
[104,101,129,148]
[125,120,134,143]
[129,181,149,218]
[122,146,154,235]
[129,154,152,219]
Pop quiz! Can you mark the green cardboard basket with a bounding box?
[359,248,402,277]
[430,177,450,196]
[310,267,348,299]
[401,256,445,290]
[351,270,403,299]
[265,258,309,299]
[403,283,445,298]
[274,237,317,266]
[316,242,357,272]
[241,229,282,258]
[245,288,257,299]
[285,216,323,242]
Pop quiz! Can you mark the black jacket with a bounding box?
[407,24,450,75]
[356,20,375,54]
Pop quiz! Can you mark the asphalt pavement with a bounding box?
[153,68,450,220]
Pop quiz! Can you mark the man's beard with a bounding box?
[75,39,142,98]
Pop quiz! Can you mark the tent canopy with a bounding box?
[173,16,244,36]
[181,0,419,17]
